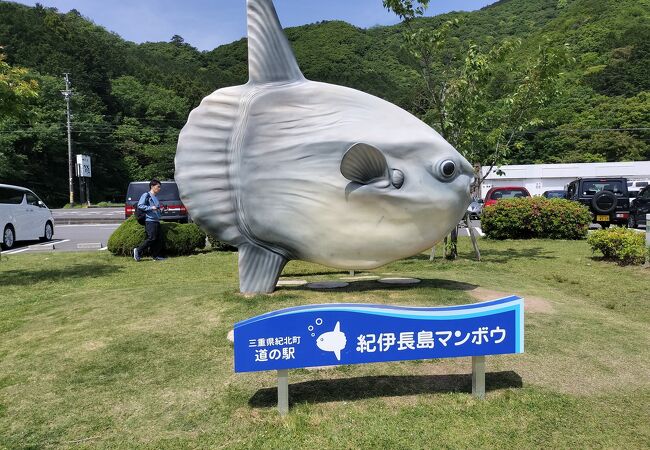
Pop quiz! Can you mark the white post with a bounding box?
[472,356,485,399]
[465,214,481,261]
[277,369,289,415]
[349,270,355,276]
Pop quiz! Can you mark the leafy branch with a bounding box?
[383,1,571,187]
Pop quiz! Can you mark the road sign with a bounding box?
[76,154,91,178]
[234,296,524,373]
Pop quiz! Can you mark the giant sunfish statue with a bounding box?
[175,0,473,294]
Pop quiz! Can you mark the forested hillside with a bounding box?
[0,0,647,205]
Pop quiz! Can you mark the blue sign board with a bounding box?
[234,296,524,373]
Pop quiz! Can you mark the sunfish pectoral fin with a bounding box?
[333,349,341,361]
[340,143,391,185]
[247,0,305,84]
[238,243,288,294]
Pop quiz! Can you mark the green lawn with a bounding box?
[1,239,649,449]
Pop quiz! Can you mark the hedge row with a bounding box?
[108,217,206,256]
[587,227,648,265]
[207,235,237,252]
[482,198,592,240]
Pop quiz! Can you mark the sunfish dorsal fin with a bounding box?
[247,0,305,84]
[334,321,340,333]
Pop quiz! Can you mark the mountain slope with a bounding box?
[0,0,647,205]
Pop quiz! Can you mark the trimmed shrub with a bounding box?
[482,197,592,240]
[207,235,237,252]
[108,216,206,256]
[587,227,648,265]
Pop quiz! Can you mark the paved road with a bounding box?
[1,223,120,255]
[52,207,124,224]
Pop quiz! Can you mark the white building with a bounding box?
[481,161,650,197]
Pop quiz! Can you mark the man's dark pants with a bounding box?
[137,221,162,258]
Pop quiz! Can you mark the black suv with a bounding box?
[566,178,630,228]
[629,185,650,229]
[124,181,189,223]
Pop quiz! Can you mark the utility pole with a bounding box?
[61,73,75,205]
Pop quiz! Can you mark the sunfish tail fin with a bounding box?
[247,0,305,84]
[238,243,288,294]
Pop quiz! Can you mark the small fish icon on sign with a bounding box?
[316,321,347,361]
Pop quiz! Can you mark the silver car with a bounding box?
[467,197,484,219]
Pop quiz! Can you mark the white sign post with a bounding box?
[277,369,289,415]
[76,154,91,178]
[75,154,92,205]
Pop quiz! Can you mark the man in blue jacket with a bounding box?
[133,179,166,261]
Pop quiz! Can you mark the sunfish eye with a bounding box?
[431,159,458,182]
[441,160,456,178]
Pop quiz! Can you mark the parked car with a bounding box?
[466,197,484,219]
[566,178,630,228]
[627,179,649,193]
[483,186,531,207]
[628,185,650,229]
[124,181,189,222]
[542,190,566,199]
[0,184,54,250]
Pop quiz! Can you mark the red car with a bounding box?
[124,181,189,223]
[483,186,531,207]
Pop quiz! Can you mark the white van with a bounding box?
[0,184,54,250]
[628,180,650,197]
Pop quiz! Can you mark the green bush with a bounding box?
[207,235,237,252]
[587,227,648,265]
[108,216,206,256]
[482,197,592,240]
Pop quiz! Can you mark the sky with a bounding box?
[9,0,497,51]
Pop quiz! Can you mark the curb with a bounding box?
[54,218,124,225]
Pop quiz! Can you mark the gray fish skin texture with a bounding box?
[176,79,473,268]
[174,0,473,292]
[240,81,473,268]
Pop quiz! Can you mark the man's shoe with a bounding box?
[153,256,167,261]
[133,248,141,262]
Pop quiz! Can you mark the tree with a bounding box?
[0,51,39,189]
[110,76,188,182]
[0,50,38,119]
[383,0,570,258]
[383,1,569,186]
[0,71,128,206]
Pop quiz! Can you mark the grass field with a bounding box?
[1,238,649,449]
